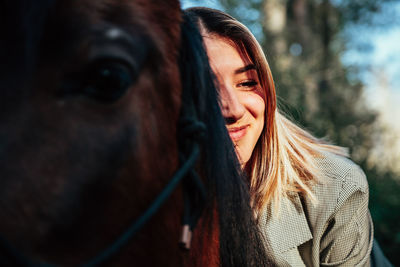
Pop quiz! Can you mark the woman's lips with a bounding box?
[227,125,249,141]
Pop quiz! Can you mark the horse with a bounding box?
[0,0,270,266]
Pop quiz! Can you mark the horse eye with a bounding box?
[83,60,135,103]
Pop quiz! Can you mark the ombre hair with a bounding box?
[185,7,347,215]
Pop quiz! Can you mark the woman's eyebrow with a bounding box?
[234,64,256,74]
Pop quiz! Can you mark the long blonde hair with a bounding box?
[186,7,347,214]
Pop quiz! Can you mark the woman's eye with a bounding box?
[238,80,258,89]
[82,61,134,103]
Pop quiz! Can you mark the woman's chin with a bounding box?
[234,148,251,169]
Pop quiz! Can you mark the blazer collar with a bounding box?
[258,193,312,254]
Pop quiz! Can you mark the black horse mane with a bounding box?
[179,12,271,267]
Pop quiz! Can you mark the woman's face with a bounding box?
[204,36,265,166]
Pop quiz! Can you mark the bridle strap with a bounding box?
[178,118,207,250]
[176,12,209,250]
[0,140,204,267]
[0,63,207,267]
[83,141,204,266]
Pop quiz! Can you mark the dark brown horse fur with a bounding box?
[0,0,271,266]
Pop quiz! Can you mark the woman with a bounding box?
[185,7,381,266]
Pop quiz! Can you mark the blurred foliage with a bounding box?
[368,166,400,260]
[186,0,400,264]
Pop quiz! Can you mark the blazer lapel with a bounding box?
[258,193,312,254]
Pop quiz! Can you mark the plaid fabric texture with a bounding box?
[258,152,373,267]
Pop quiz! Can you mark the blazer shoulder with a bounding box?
[314,151,368,194]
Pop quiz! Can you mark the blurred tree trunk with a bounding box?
[261,0,375,156]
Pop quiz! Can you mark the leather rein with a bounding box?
[0,87,207,267]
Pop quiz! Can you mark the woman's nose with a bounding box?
[219,84,245,123]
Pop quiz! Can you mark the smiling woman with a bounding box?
[184,7,388,267]
[203,36,265,165]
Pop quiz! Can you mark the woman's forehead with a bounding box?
[203,35,253,69]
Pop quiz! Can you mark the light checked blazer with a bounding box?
[259,151,373,266]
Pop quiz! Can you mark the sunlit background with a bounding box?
[182,0,400,264]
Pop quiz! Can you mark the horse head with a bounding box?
[0,0,187,265]
[0,0,271,266]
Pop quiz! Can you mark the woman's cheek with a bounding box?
[244,94,265,117]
